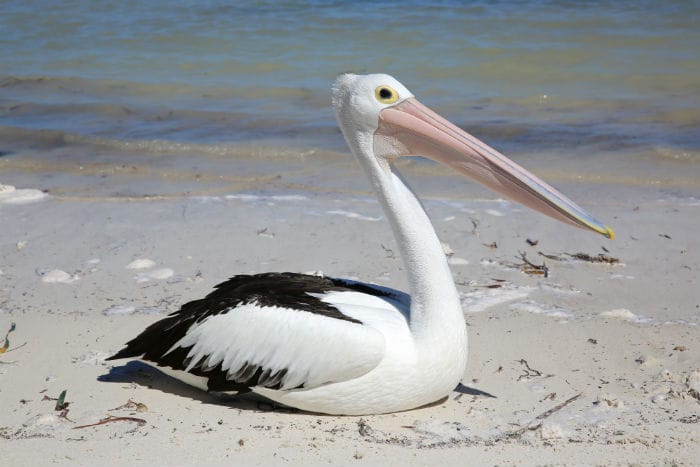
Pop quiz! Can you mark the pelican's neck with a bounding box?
[358,150,464,341]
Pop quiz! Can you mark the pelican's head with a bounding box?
[332,73,413,136]
[332,73,614,239]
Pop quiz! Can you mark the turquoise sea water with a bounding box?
[1,0,699,188]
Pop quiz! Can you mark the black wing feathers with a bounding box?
[107,272,401,393]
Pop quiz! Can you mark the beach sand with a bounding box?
[1,155,699,466]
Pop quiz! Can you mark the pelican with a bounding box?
[108,74,613,415]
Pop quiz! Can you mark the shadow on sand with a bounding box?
[99,361,496,414]
[98,361,297,413]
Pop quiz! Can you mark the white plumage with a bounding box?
[175,301,386,389]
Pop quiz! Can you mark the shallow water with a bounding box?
[1,0,700,192]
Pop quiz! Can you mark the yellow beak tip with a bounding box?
[605,226,616,240]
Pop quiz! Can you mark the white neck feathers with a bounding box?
[353,146,463,341]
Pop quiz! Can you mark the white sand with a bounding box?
[1,176,698,466]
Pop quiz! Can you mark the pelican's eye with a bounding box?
[375,85,399,104]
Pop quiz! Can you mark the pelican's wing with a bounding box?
[108,273,408,392]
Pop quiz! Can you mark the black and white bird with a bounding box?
[108,74,613,415]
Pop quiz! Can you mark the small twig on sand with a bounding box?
[73,415,146,430]
[469,218,479,236]
[471,278,507,289]
[58,408,75,423]
[538,251,565,261]
[507,393,583,438]
[517,358,542,381]
[535,393,583,422]
[2,341,27,354]
[380,243,395,259]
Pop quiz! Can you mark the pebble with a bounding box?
[41,269,79,284]
[686,370,700,400]
[134,268,174,282]
[657,368,677,382]
[441,242,454,256]
[448,257,469,266]
[103,305,136,316]
[126,258,157,270]
[540,421,565,440]
[596,393,624,408]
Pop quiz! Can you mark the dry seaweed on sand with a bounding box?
[42,389,70,411]
[54,390,69,411]
[0,322,16,354]
[41,389,74,422]
[565,252,620,264]
[0,322,25,359]
[111,399,148,413]
[510,252,549,277]
[537,251,620,264]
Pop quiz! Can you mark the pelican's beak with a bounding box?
[376,98,614,239]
